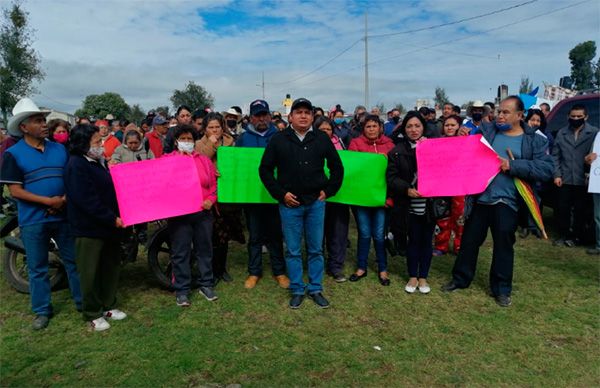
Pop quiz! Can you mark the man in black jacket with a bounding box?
[259,98,344,309]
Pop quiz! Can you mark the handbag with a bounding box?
[429,197,451,220]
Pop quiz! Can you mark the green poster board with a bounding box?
[217,147,387,207]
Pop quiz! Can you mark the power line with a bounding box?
[272,0,538,89]
[286,0,590,91]
[368,0,538,39]
[268,39,361,86]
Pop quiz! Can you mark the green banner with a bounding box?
[217,147,387,207]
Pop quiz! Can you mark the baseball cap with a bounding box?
[291,98,313,112]
[152,115,168,126]
[249,99,270,116]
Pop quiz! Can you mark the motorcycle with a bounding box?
[1,198,173,293]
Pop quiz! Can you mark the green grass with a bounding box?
[1,218,599,387]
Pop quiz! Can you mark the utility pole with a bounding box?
[257,71,265,99]
[364,12,369,109]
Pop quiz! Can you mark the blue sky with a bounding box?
[19,0,600,115]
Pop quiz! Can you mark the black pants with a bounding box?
[244,204,285,277]
[168,210,214,296]
[324,203,349,275]
[406,214,435,278]
[556,184,587,240]
[452,203,518,296]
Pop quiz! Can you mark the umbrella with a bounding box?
[507,148,548,239]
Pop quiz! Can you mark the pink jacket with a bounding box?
[331,134,344,150]
[165,151,217,205]
[348,134,394,155]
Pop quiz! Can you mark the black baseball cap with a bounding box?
[291,98,313,112]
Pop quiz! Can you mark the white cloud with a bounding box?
[17,0,600,115]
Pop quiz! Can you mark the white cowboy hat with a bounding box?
[7,98,50,137]
[221,108,242,121]
[467,100,491,118]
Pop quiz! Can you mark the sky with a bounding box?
[14,0,600,115]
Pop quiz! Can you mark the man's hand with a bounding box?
[407,188,421,198]
[284,192,300,207]
[499,157,510,172]
[46,195,66,210]
[458,126,470,136]
[554,177,563,187]
[115,217,125,228]
[585,152,597,165]
[318,190,326,201]
[203,199,213,210]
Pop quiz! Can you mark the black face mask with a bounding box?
[472,113,483,122]
[226,119,237,129]
[392,116,400,124]
[568,118,585,128]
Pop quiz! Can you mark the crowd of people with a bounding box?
[0,93,597,331]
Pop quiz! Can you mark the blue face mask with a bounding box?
[334,118,344,125]
[495,122,512,132]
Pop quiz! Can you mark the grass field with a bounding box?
[1,216,599,387]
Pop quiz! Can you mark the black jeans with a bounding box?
[324,203,349,275]
[168,210,214,295]
[244,204,285,277]
[556,184,587,240]
[406,213,435,278]
[452,203,518,296]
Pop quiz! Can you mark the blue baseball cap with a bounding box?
[250,99,270,116]
[152,115,168,126]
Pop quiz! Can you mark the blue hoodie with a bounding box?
[235,123,279,148]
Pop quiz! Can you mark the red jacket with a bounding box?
[145,131,165,158]
[348,134,394,155]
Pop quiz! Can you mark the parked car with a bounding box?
[546,92,599,136]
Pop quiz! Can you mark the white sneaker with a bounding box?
[418,284,431,294]
[404,283,417,293]
[90,317,111,331]
[103,309,127,320]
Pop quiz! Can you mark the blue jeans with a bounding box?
[355,206,387,272]
[20,221,82,316]
[279,200,326,295]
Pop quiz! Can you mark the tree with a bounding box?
[569,41,596,90]
[129,104,145,125]
[0,2,45,124]
[375,102,385,115]
[594,57,600,89]
[74,92,131,120]
[153,106,170,117]
[518,75,533,94]
[461,100,475,110]
[393,102,405,114]
[433,87,450,107]
[170,81,214,111]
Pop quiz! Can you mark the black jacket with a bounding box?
[259,127,344,205]
[64,155,120,238]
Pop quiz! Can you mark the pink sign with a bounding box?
[110,155,203,226]
[416,135,500,197]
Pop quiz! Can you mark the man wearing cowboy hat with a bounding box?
[222,107,244,139]
[462,100,491,135]
[0,98,82,330]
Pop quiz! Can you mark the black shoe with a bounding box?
[32,315,50,330]
[564,239,576,247]
[221,272,233,282]
[494,294,512,307]
[332,273,347,283]
[553,238,565,246]
[378,276,391,286]
[289,294,305,309]
[198,286,218,301]
[441,281,462,293]
[308,292,330,309]
[349,271,367,282]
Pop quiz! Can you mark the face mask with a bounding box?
[177,141,195,153]
[53,132,69,144]
[87,146,104,160]
[472,113,483,122]
[392,116,400,124]
[495,122,512,132]
[334,118,344,125]
[568,118,585,128]
[226,119,237,129]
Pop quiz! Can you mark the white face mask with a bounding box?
[177,141,194,153]
[87,146,104,160]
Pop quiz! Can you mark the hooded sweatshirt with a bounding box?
[348,134,395,155]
